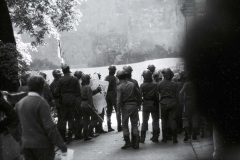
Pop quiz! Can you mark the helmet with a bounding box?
[81,74,91,84]
[108,65,116,72]
[142,70,152,79]
[39,72,47,79]
[52,69,62,78]
[116,70,128,78]
[147,64,156,73]
[74,70,83,79]
[123,66,133,74]
[162,68,174,80]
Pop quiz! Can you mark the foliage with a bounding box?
[30,58,59,70]
[6,0,83,46]
[0,42,29,90]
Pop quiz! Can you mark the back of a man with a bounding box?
[15,75,66,160]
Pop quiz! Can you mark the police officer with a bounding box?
[81,74,102,140]
[116,70,141,149]
[158,68,179,143]
[105,65,122,132]
[55,65,81,143]
[147,64,156,74]
[73,70,84,140]
[140,70,160,143]
[153,69,163,83]
[50,69,62,129]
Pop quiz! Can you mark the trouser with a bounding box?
[141,105,159,132]
[161,103,177,139]
[73,97,83,137]
[176,104,183,132]
[58,105,75,135]
[23,148,55,160]
[121,104,139,136]
[97,108,105,131]
[81,102,98,131]
[106,98,121,127]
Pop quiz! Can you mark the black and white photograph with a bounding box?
[1,0,240,159]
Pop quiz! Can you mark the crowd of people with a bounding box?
[0,62,209,159]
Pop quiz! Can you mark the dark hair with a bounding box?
[27,75,45,92]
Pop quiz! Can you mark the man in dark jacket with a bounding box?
[140,70,160,143]
[15,75,67,160]
[105,65,122,132]
[55,65,81,143]
[158,68,179,143]
[116,70,141,149]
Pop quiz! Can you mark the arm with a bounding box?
[39,100,67,152]
[134,85,142,109]
[116,86,122,114]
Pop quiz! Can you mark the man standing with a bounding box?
[105,66,122,132]
[116,70,141,149]
[55,65,81,143]
[158,68,179,143]
[15,75,67,160]
[140,70,160,143]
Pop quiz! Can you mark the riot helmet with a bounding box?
[142,70,152,79]
[147,64,156,73]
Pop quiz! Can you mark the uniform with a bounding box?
[117,76,141,149]
[140,81,159,142]
[158,71,179,143]
[55,72,80,142]
[105,75,119,131]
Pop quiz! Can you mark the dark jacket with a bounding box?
[15,92,66,150]
[158,79,178,105]
[117,80,141,110]
[140,81,158,106]
[105,75,117,100]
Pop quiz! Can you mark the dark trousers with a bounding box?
[58,106,74,133]
[73,98,83,137]
[81,102,97,131]
[106,98,121,127]
[161,104,177,138]
[23,148,55,160]
[122,104,139,136]
[141,105,159,131]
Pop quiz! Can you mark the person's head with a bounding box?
[153,69,163,82]
[161,68,174,80]
[81,74,91,86]
[147,64,156,73]
[39,72,47,80]
[61,64,71,74]
[142,70,153,82]
[123,65,133,78]
[108,65,116,75]
[74,70,83,80]
[52,69,62,79]
[116,70,128,80]
[27,75,45,94]
[172,73,180,82]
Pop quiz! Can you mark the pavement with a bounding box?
[67,111,214,160]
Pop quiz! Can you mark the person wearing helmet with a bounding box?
[105,65,122,132]
[50,69,62,131]
[55,65,81,143]
[116,70,141,150]
[152,69,163,83]
[147,64,156,73]
[158,68,179,143]
[81,74,102,141]
[139,70,160,143]
[72,70,84,140]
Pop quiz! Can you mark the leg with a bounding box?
[140,108,150,143]
[151,109,160,142]
[130,105,139,149]
[121,106,131,149]
[169,108,178,143]
[161,105,168,142]
[106,98,114,131]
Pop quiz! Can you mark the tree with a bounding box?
[6,0,82,46]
